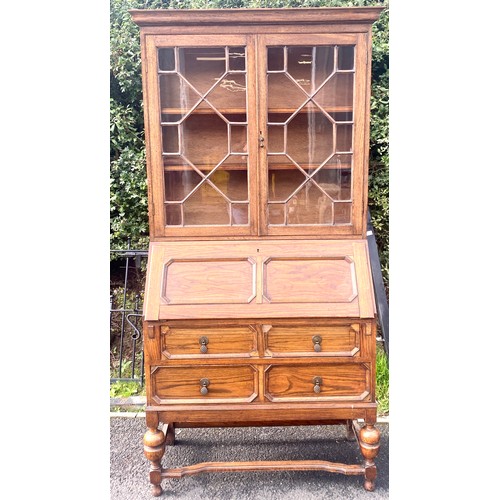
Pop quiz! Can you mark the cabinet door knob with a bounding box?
[259,132,265,148]
[199,336,209,354]
[312,335,322,352]
[312,376,322,394]
[200,378,210,395]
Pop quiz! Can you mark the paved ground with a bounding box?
[110,415,389,499]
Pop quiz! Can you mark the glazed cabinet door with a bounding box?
[257,34,369,237]
[143,34,259,238]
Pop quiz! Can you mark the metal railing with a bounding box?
[110,242,148,385]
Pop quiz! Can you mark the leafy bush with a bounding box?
[110,0,389,288]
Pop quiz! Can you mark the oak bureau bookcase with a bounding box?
[130,6,384,496]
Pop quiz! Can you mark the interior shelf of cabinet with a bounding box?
[162,162,352,171]
[161,107,353,115]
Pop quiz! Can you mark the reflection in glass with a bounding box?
[208,161,248,201]
[231,204,248,225]
[286,182,333,225]
[229,46,246,71]
[336,123,353,153]
[178,47,226,94]
[268,166,306,202]
[158,48,175,72]
[268,204,285,225]
[268,125,285,153]
[159,74,200,122]
[162,125,179,154]
[333,201,352,224]
[165,204,182,226]
[286,46,334,94]
[230,125,247,153]
[268,47,284,72]
[183,184,230,226]
[338,45,355,71]
[164,166,203,202]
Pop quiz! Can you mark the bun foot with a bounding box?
[364,479,375,491]
[151,484,162,497]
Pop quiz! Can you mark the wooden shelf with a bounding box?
[162,106,353,115]
[163,162,351,172]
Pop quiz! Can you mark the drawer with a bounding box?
[264,363,370,402]
[263,323,360,357]
[160,325,258,359]
[151,365,258,404]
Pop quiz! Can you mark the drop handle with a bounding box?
[312,335,322,352]
[200,378,210,395]
[259,132,265,148]
[199,336,209,354]
[312,376,322,394]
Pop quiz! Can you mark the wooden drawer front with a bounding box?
[264,363,370,402]
[151,365,258,404]
[161,325,258,359]
[263,324,360,357]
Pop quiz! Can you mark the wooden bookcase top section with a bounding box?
[129,7,385,29]
[143,239,375,321]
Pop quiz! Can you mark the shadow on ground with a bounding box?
[110,417,389,500]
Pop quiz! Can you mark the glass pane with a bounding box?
[208,158,248,202]
[268,125,285,153]
[287,104,334,172]
[164,163,203,202]
[287,46,334,94]
[268,73,306,120]
[162,125,179,154]
[268,47,285,72]
[286,182,333,225]
[314,73,354,112]
[268,204,285,225]
[229,46,246,71]
[181,114,228,168]
[336,123,353,153]
[268,163,307,202]
[158,48,175,71]
[338,45,355,71]
[204,73,246,117]
[159,74,199,121]
[231,203,248,225]
[178,47,226,95]
[183,184,230,225]
[312,155,352,201]
[165,204,182,226]
[334,201,352,224]
[230,125,247,153]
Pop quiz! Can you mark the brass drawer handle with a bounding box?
[199,336,209,354]
[200,378,210,395]
[312,376,322,394]
[312,335,322,352]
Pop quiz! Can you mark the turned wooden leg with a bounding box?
[345,419,356,441]
[359,423,381,491]
[143,426,166,497]
[163,422,175,446]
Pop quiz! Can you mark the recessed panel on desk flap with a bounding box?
[263,256,357,303]
[161,257,256,305]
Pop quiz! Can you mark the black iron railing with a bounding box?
[110,242,148,385]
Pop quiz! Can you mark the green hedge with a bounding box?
[110,0,389,288]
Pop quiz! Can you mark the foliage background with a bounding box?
[110,0,389,288]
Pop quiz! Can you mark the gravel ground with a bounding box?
[110,416,389,500]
